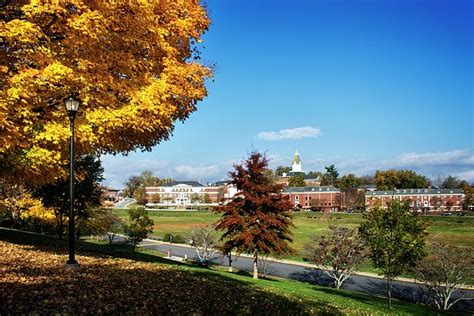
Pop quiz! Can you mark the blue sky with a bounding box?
[102,0,473,189]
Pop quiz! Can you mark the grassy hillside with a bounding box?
[0,228,449,315]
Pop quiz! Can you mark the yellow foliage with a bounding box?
[20,198,56,223]
[0,1,212,186]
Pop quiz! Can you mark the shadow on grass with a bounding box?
[0,227,188,267]
[0,228,341,315]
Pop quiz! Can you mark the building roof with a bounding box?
[283,186,340,193]
[213,180,231,186]
[161,181,205,187]
[360,185,377,190]
[285,171,306,177]
[366,188,464,196]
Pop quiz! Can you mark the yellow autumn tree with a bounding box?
[0,0,212,186]
[20,195,56,231]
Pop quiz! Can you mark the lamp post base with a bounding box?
[65,261,80,270]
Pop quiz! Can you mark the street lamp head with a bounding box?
[64,96,80,114]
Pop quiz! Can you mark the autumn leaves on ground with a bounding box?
[0,229,445,315]
[0,234,309,315]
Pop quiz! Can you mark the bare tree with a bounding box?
[256,254,276,278]
[305,226,367,289]
[415,243,473,310]
[189,226,217,265]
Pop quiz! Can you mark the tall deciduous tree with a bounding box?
[0,1,212,186]
[359,200,427,308]
[215,152,294,279]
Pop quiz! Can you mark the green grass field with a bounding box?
[0,228,452,315]
[113,209,474,277]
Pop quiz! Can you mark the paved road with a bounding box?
[136,239,473,314]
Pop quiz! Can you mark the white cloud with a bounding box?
[101,156,237,189]
[175,165,221,179]
[303,149,474,182]
[257,126,321,141]
[391,150,473,167]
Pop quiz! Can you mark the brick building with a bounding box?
[145,181,221,207]
[282,186,341,211]
[365,188,465,211]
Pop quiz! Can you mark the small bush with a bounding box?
[163,233,173,242]
[173,234,186,243]
[162,233,186,243]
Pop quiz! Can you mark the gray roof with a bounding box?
[285,171,306,177]
[162,181,204,187]
[213,180,231,186]
[366,188,464,196]
[283,186,340,193]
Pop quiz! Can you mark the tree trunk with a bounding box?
[57,215,63,240]
[228,253,233,272]
[253,252,259,279]
[335,278,342,290]
[443,295,449,310]
[387,278,393,309]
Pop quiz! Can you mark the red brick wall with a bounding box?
[283,192,341,211]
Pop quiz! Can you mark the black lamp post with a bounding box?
[64,96,80,269]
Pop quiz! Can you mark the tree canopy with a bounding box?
[439,175,469,190]
[0,1,212,186]
[275,166,291,176]
[374,170,430,190]
[321,164,339,186]
[215,152,294,279]
[288,175,305,187]
[359,200,427,307]
[123,170,165,205]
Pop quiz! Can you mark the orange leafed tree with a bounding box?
[215,152,294,279]
[0,0,212,185]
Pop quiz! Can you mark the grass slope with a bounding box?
[0,228,450,315]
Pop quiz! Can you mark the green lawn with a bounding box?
[113,209,474,250]
[114,209,474,278]
[0,228,453,315]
